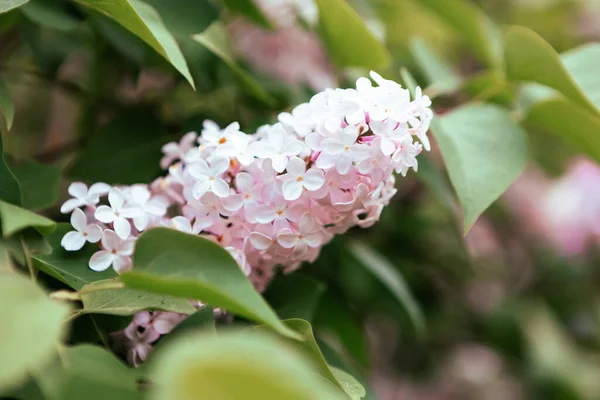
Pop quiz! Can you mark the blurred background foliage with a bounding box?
[2,0,600,399]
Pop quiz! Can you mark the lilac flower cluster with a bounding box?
[61,71,432,290]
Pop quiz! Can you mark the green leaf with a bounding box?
[399,67,418,98]
[222,0,273,29]
[35,345,142,400]
[432,104,528,233]
[503,26,597,114]
[562,43,600,110]
[0,274,69,393]
[32,224,117,290]
[264,273,326,323]
[0,78,14,132]
[80,278,196,316]
[0,0,30,14]
[192,21,274,105]
[8,159,60,210]
[21,1,80,31]
[0,136,21,205]
[120,228,301,340]
[524,98,600,164]
[149,332,346,400]
[419,0,500,67]
[74,0,194,88]
[67,108,167,185]
[331,367,366,400]
[410,38,462,96]
[142,0,218,90]
[346,242,425,339]
[314,291,369,368]
[0,201,55,237]
[314,0,390,69]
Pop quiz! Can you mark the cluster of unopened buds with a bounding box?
[60,71,433,363]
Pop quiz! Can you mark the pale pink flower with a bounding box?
[61,208,102,251]
[281,157,325,200]
[89,230,135,273]
[94,189,144,239]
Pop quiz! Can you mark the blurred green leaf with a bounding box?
[74,0,194,88]
[504,26,597,114]
[399,67,417,98]
[0,79,14,133]
[120,228,301,340]
[0,0,30,13]
[149,332,345,400]
[314,0,391,69]
[0,200,55,237]
[410,38,462,96]
[420,0,500,67]
[0,274,69,393]
[562,43,600,109]
[347,241,425,339]
[192,21,275,105]
[524,98,600,164]
[264,273,325,323]
[68,108,166,185]
[314,291,369,368]
[8,159,60,210]
[80,279,196,316]
[331,367,366,400]
[32,224,117,290]
[415,154,457,212]
[21,1,79,31]
[520,303,600,399]
[432,104,528,233]
[222,0,273,29]
[143,0,218,89]
[35,345,142,400]
[0,136,21,206]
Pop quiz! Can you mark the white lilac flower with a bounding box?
[89,230,135,273]
[60,182,111,213]
[94,189,144,239]
[61,208,102,251]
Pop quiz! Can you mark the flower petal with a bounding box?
[113,256,132,274]
[70,208,87,232]
[60,198,84,214]
[249,232,272,251]
[282,179,303,201]
[89,251,114,272]
[61,231,86,251]
[277,230,298,248]
[68,182,88,199]
[88,182,111,197]
[83,224,102,243]
[94,205,116,224]
[108,189,125,210]
[285,156,305,176]
[113,217,131,239]
[192,179,211,199]
[303,168,325,191]
[211,178,230,198]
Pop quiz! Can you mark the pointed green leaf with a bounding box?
[432,104,528,233]
[0,201,55,237]
[120,228,301,340]
[149,332,345,400]
[264,273,325,323]
[0,0,30,13]
[410,38,462,96]
[420,0,500,67]
[8,158,60,210]
[347,242,425,339]
[562,43,600,109]
[0,136,21,206]
[504,26,597,114]
[524,98,600,164]
[314,0,390,69]
[331,367,366,400]
[192,21,274,105]
[0,275,69,392]
[21,1,80,31]
[80,279,196,316]
[0,79,14,132]
[32,224,117,290]
[35,345,142,400]
[74,0,194,88]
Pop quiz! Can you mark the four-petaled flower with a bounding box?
[89,230,135,273]
[60,182,111,213]
[61,208,102,251]
[188,157,231,199]
[95,189,144,239]
[281,157,325,201]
